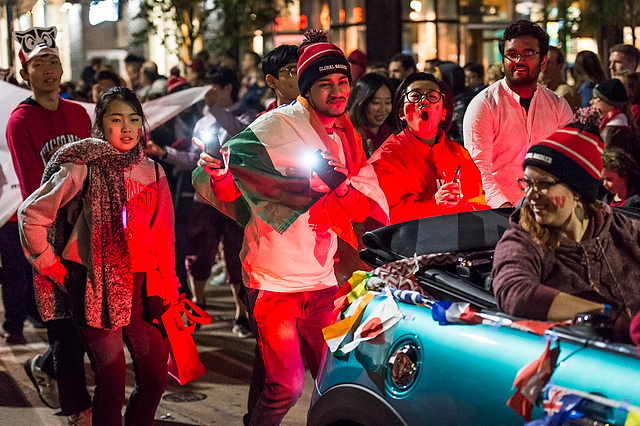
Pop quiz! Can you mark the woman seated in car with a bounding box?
[369,72,488,224]
[492,124,640,342]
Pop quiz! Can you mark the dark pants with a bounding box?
[0,221,39,335]
[185,201,243,283]
[79,273,168,426]
[172,169,194,299]
[44,318,93,416]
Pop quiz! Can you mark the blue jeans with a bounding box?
[79,273,168,426]
[245,286,337,426]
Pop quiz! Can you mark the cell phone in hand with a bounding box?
[193,134,225,168]
[310,149,347,191]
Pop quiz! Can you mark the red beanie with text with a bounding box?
[297,30,351,96]
[523,123,604,202]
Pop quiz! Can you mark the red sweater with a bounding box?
[6,97,92,201]
[370,128,488,224]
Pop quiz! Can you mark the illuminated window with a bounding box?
[89,0,119,26]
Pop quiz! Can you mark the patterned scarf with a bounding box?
[38,137,144,329]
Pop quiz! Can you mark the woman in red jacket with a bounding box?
[369,72,488,224]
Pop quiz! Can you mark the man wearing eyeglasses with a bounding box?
[261,45,300,115]
[463,20,573,209]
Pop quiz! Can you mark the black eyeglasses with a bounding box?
[504,51,541,62]
[517,178,561,195]
[279,66,297,78]
[404,89,444,104]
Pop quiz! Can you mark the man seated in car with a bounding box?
[492,123,640,342]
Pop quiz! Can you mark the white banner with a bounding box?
[0,81,208,227]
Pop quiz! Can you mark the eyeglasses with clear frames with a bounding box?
[279,66,297,78]
[504,51,541,62]
[404,89,444,104]
[517,178,561,195]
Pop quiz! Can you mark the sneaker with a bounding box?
[23,354,60,409]
[4,332,27,345]
[68,408,92,426]
[232,316,252,338]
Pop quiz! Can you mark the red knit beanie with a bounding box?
[297,30,351,96]
[523,123,604,202]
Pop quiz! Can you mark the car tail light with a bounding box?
[388,344,418,389]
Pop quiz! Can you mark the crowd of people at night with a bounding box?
[2,18,640,426]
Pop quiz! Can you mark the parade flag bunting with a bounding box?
[323,292,376,354]
[525,384,640,426]
[339,294,404,354]
[507,340,560,421]
[431,301,483,325]
[333,271,373,315]
[511,320,558,336]
[390,288,432,307]
[627,409,640,426]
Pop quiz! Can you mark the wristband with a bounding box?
[602,304,612,318]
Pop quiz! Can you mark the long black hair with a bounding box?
[347,72,396,128]
[92,86,147,144]
[392,72,454,133]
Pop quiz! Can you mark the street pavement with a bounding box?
[0,281,312,425]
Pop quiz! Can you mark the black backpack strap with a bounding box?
[154,160,159,185]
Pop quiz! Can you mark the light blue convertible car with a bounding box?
[307,209,640,426]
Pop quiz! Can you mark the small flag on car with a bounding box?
[507,339,560,421]
[431,301,483,325]
[339,293,404,354]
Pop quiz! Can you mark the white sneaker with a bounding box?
[24,354,60,409]
[232,316,253,338]
[68,407,92,426]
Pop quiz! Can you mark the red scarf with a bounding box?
[599,108,624,133]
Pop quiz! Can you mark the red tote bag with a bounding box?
[162,295,213,385]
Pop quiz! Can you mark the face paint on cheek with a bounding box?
[405,103,417,121]
[549,195,566,209]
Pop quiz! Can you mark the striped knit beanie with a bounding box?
[297,30,351,96]
[523,123,604,202]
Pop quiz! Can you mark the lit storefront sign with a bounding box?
[353,7,362,23]
[274,15,308,31]
[320,7,330,29]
